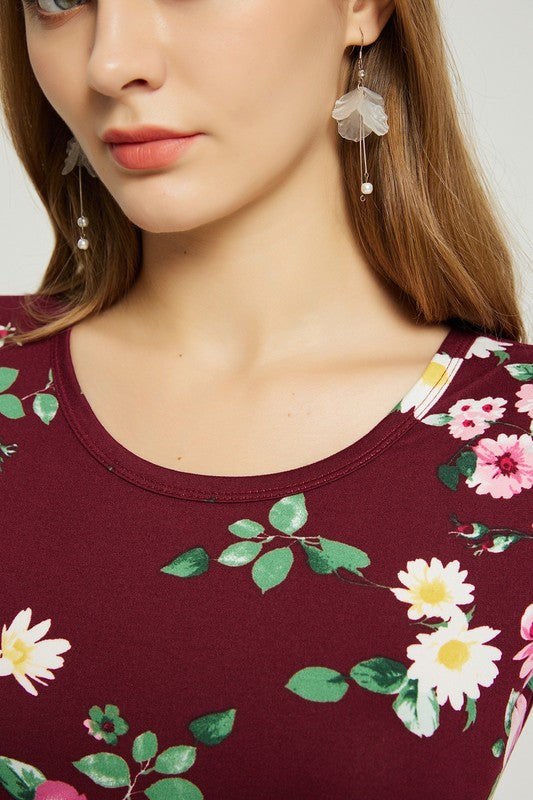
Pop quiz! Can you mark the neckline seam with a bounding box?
[51,324,471,502]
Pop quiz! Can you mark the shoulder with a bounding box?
[434,327,533,427]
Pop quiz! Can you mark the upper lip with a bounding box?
[101,126,200,144]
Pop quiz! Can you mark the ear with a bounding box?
[344,0,396,47]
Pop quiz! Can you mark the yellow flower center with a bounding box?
[3,636,32,668]
[419,578,449,605]
[421,361,449,389]
[437,639,470,670]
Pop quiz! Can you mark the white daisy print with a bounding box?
[464,336,513,359]
[406,608,501,711]
[399,353,464,419]
[389,557,474,620]
[0,607,71,696]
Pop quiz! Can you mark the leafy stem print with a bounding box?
[0,707,236,800]
[449,515,533,555]
[161,493,379,594]
[0,366,59,472]
[0,366,58,424]
[22,368,59,425]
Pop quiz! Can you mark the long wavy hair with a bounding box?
[0,0,527,344]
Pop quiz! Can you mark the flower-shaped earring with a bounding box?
[332,29,389,201]
[61,136,97,250]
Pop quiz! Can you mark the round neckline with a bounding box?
[51,323,473,503]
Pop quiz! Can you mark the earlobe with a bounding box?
[345,0,396,48]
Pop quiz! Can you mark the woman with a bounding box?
[0,1,531,798]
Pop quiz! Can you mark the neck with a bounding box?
[115,135,417,373]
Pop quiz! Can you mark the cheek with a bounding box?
[26,37,81,128]
[198,0,342,140]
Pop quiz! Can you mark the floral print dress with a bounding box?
[0,294,532,800]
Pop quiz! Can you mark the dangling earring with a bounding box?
[332,29,389,201]
[61,136,97,250]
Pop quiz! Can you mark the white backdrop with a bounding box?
[0,3,532,797]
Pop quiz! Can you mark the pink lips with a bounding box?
[109,135,201,170]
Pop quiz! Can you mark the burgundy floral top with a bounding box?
[1,294,532,800]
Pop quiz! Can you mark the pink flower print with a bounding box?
[512,602,533,688]
[83,717,104,740]
[515,384,533,419]
[0,323,16,347]
[447,397,506,441]
[34,781,87,800]
[466,433,533,498]
[502,692,529,769]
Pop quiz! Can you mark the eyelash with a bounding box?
[21,0,88,22]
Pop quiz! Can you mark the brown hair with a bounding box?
[0,0,527,344]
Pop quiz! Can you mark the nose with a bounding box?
[86,0,166,97]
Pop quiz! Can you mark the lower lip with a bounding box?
[109,135,201,170]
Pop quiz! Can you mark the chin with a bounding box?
[117,189,251,235]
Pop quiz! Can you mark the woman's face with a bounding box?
[22,0,350,234]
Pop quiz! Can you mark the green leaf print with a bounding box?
[493,350,511,365]
[456,450,477,479]
[0,757,46,800]
[268,493,308,534]
[505,362,533,382]
[350,658,407,694]
[492,738,505,757]
[252,547,294,593]
[438,464,460,491]
[188,709,236,746]
[490,534,523,553]
[161,548,210,578]
[286,667,349,702]
[145,777,203,800]
[155,746,197,775]
[318,537,371,574]
[463,697,477,731]
[72,752,131,787]
[132,731,158,762]
[228,519,265,539]
[392,679,440,738]
[32,393,59,425]
[421,413,454,426]
[0,367,18,393]
[0,394,24,420]
[504,689,521,737]
[217,541,263,567]
[300,542,335,574]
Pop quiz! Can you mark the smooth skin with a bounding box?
[22,0,451,476]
